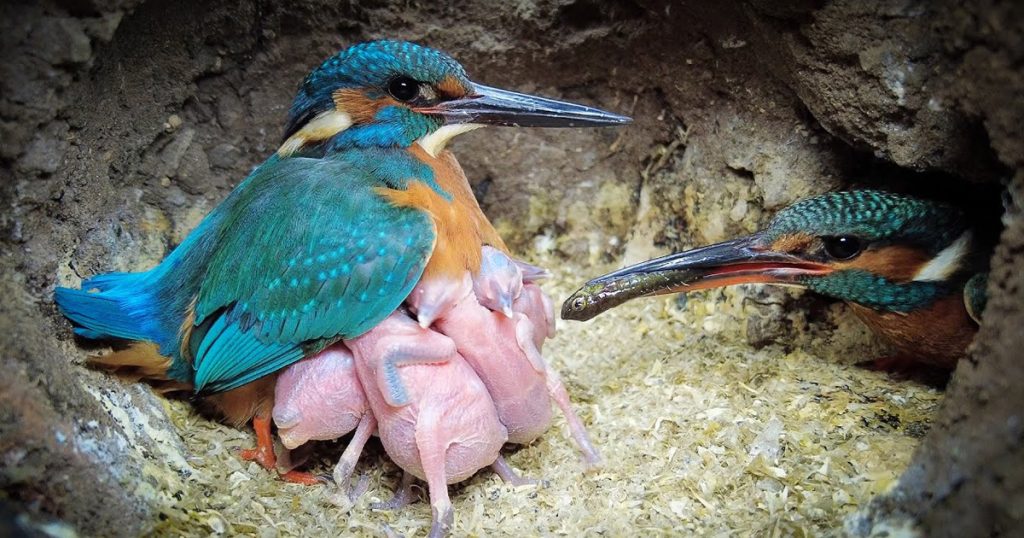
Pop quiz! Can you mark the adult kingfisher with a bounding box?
[55,40,630,482]
[562,191,990,368]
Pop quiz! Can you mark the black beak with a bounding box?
[434,83,632,128]
[561,234,832,321]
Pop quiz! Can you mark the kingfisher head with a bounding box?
[280,40,630,156]
[563,190,983,321]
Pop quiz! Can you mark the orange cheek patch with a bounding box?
[436,76,469,98]
[770,232,814,253]
[835,245,930,282]
[333,89,401,123]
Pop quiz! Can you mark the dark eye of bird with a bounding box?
[822,235,863,260]
[387,76,420,102]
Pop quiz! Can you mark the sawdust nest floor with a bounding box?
[153,281,943,537]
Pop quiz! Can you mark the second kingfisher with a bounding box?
[563,191,990,369]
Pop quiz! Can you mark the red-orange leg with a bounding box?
[240,414,277,469]
[239,414,321,486]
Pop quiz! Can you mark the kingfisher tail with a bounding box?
[55,270,180,354]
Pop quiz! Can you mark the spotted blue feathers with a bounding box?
[304,40,466,93]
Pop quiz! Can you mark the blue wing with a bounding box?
[185,154,435,392]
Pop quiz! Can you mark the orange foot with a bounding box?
[280,470,323,485]
[240,415,322,486]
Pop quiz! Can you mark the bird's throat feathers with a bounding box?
[848,292,977,367]
[417,124,482,157]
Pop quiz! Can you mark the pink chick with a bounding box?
[513,282,557,351]
[407,248,600,471]
[271,343,376,497]
[346,310,510,538]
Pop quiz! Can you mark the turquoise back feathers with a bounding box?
[57,148,437,393]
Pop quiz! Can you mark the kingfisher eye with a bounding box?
[822,236,863,260]
[387,76,420,102]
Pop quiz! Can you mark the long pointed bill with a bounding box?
[560,234,833,321]
[433,83,632,127]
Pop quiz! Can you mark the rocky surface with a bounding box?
[1,0,1021,536]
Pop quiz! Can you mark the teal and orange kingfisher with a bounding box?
[55,40,629,481]
[562,191,990,368]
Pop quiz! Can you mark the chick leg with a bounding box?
[332,413,377,499]
[546,370,602,470]
[371,472,417,510]
[491,455,538,487]
[415,407,455,538]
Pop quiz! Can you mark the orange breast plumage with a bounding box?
[377,145,508,282]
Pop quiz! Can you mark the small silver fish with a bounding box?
[561,270,690,321]
[560,236,804,321]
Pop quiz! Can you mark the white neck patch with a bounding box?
[913,231,972,282]
[417,124,482,158]
[278,110,353,157]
